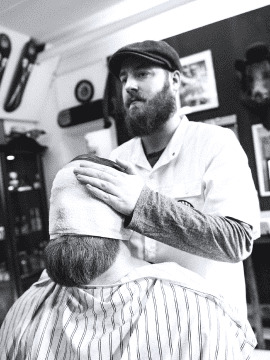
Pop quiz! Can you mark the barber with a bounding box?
[74,40,260,315]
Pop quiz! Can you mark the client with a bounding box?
[0,155,256,359]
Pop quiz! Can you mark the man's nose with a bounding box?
[124,76,138,93]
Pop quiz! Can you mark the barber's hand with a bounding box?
[73,158,145,216]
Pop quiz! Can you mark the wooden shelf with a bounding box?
[0,135,49,321]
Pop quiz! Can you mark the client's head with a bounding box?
[44,154,132,287]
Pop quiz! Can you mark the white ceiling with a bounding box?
[0,0,127,41]
[0,0,192,46]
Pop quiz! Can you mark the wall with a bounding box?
[34,0,270,198]
[40,57,119,197]
[0,25,59,197]
[39,78,118,198]
[0,25,59,126]
[164,6,270,210]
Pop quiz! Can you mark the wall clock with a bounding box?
[74,80,94,103]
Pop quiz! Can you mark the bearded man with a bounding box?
[0,155,257,359]
[73,40,260,318]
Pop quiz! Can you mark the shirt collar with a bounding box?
[152,115,189,169]
[128,115,190,170]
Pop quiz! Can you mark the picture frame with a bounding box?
[252,123,270,197]
[179,49,219,114]
[203,114,238,138]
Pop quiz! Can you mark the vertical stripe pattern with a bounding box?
[0,267,257,360]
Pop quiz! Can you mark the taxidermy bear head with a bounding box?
[235,42,270,130]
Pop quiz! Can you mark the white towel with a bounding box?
[49,161,132,241]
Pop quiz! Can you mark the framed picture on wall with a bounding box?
[203,114,238,138]
[179,49,219,114]
[252,123,270,197]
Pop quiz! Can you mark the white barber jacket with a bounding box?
[110,116,260,315]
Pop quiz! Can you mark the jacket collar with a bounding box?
[129,116,189,171]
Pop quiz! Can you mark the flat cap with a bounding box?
[109,40,182,78]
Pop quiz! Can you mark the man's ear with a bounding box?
[171,70,181,92]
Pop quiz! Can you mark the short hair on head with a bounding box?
[70,154,125,173]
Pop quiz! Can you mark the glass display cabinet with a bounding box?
[0,135,49,324]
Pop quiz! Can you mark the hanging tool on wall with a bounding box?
[0,33,11,87]
[4,39,45,112]
[57,99,105,128]
[102,57,130,145]
[58,79,111,129]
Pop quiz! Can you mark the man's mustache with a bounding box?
[125,95,146,108]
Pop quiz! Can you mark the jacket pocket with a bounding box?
[165,180,203,209]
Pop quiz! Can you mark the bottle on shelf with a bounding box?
[20,215,29,235]
[8,171,19,191]
[0,226,5,240]
[33,173,41,189]
[0,262,10,281]
[34,208,42,231]
[30,208,37,231]
[14,216,20,236]
[28,249,41,272]
[18,251,31,276]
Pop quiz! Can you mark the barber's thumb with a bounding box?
[115,158,137,175]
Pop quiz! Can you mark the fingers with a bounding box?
[115,158,137,175]
[85,184,133,216]
[75,161,118,177]
[73,165,119,184]
[73,158,137,177]
[72,158,142,216]
[75,174,116,196]
[74,167,109,181]
[86,184,114,205]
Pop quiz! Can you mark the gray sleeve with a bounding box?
[127,186,253,263]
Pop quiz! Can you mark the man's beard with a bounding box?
[44,235,120,287]
[124,80,177,137]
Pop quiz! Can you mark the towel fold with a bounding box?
[49,161,132,241]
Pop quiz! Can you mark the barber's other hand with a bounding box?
[73,158,145,216]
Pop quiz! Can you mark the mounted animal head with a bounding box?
[235,42,270,130]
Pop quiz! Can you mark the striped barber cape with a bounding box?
[0,262,256,360]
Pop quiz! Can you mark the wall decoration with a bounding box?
[74,80,94,103]
[57,99,105,128]
[235,42,270,130]
[4,39,45,112]
[203,114,238,138]
[179,49,219,114]
[0,33,11,87]
[252,123,270,196]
